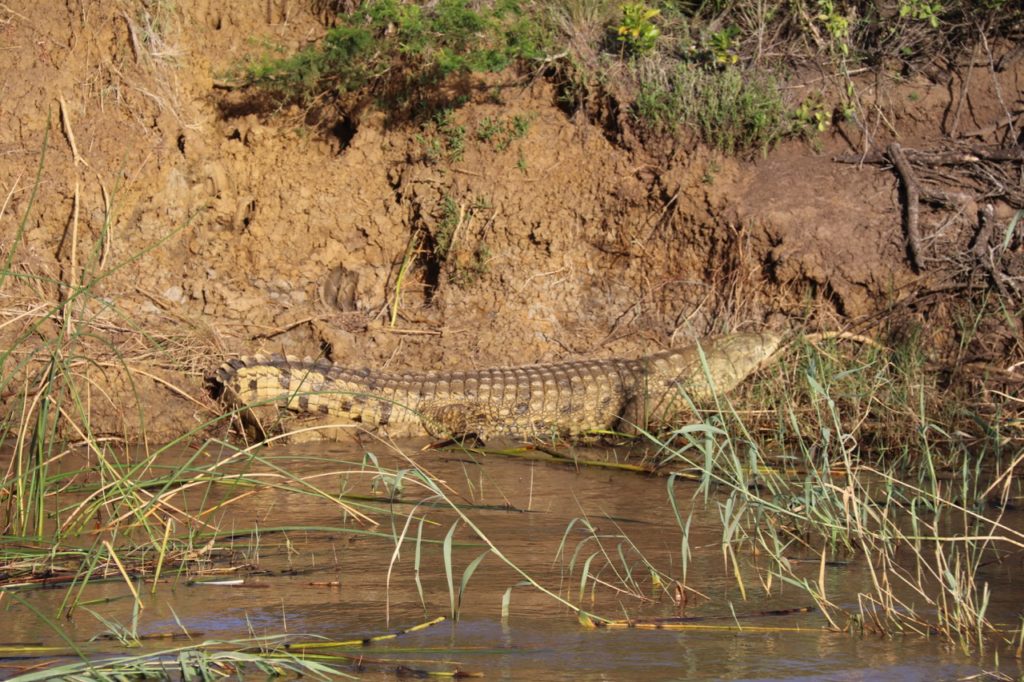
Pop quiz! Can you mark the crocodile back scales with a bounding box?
[213,333,781,439]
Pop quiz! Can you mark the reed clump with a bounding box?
[643,332,1024,653]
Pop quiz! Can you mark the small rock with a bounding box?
[163,285,185,303]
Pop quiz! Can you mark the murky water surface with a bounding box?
[2,439,1022,680]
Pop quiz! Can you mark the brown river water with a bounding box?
[2,439,1022,680]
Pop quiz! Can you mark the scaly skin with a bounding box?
[213,333,782,440]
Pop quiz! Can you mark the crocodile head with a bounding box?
[696,331,784,396]
[619,331,784,435]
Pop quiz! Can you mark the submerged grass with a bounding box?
[1,620,471,680]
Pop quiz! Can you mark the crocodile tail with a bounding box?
[209,354,293,402]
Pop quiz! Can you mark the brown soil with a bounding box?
[1,2,1021,442]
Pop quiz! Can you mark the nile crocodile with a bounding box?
[213,332,782,440]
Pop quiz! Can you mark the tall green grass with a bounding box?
[571,333,1022,653]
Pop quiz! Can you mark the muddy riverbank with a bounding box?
[1,2,1020,442]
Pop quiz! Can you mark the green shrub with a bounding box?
[243,0,549,103]
[635,62,787,155]
[615,2,661,55]
[236,0,1021,156]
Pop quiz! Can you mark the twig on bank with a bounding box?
[887,142,924,272]
[973,202,995,261]
[389,230,421,328]
[833,145,1023,165]
[121,11,142,64]
[57,95,85,167]
[960,110,1024,139]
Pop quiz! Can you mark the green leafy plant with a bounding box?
[816,0,852,57]
[509,113,532,139]
[793,95,832,134]
[476,115,505,143]
[615,2,661,55]
[899,0,944,27]
[242,23,375,100]
[706,26,740,66]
